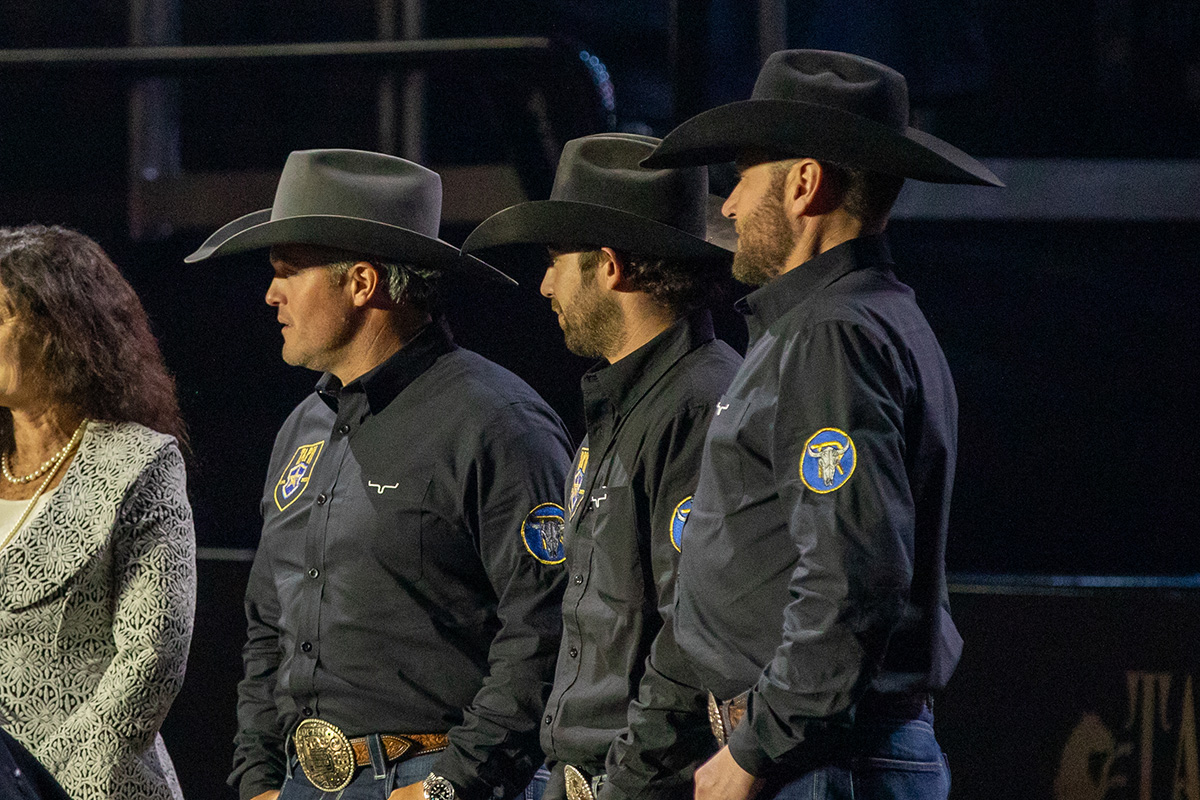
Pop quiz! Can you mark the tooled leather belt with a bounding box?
[293,718,448,793]
[707,690,749,747]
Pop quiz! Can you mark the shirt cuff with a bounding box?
[430,753,492,800]
[234,765,284,800]
[725,724,771,778]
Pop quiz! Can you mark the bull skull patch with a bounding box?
[800,428,856,493]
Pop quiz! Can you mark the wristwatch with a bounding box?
[423,773,456,800]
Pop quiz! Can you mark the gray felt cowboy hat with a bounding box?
[185,148,515,284]
[642,50,1003,187]
[460,133,734,268]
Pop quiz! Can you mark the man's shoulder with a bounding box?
[430,347,556,411]
[657,337,743,406]
[623,338,743,441]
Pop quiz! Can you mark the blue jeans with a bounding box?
[279,753,552,800]
[765,709,949,800]
[523,766,551,800]
[279,751,441,799]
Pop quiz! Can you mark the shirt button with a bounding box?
[307,568,319,579]
[316,493,327,505]
[302,706,313,717]
[301,641,313,653]
[573,574,583,585]
[338,424,350,435]
[569,647,578,658]
[544,715,552,725]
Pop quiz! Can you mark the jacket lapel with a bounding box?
[0,422,163,611]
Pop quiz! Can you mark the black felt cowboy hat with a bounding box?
[642,50,1003,187]
[460,133,734,268]
[184,148,515,284]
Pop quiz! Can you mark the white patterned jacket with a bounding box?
[0,421,196,800]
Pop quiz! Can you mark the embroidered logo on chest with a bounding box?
[800,428,856,493]
[274,440,326,511]
[568,447,589,521]
[522,503,566,564]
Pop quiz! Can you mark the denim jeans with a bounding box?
[279,754,553,800]
[523,766,551,800]
[279,750,440,800]
[764,709,949,800]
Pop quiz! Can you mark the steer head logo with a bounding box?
[807,440,849,487]
[800,428,856,494]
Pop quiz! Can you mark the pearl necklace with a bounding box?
[3,420,88,483]
[0,419,88,555]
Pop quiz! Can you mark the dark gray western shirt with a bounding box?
[612,235,962,780]
[231,321,572,800]
[540,311,740,800]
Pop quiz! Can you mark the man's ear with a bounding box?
[344,260,385,307]
[785,159,841,219]
[598,247,627,292]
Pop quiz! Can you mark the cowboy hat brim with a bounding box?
[641,99,1003,187]
[184,209,516,285]
[460,200,734,271]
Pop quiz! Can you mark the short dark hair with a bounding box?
[819,162,905,229]
[0,225,186,447]
[576,248,724,315]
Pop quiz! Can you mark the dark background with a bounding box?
[3,0,1197,575]
[4,2,1200,799]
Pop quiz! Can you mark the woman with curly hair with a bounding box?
[0,224,195,800]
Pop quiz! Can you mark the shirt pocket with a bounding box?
[580,484,640,609]
[699,394,754,503]
[362,476,432,584]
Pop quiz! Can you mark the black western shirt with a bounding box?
[231,321,572,800]
[541,311,741,800]
[631,236,962,777]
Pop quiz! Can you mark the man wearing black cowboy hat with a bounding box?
[617,51,1004,799]
[462,133,741,800]
[187,149,573,800]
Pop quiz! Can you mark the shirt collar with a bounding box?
[316,317,457,413]
[581,309,717,433]
[735,234,893,333]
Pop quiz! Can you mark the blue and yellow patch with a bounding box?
[522,503,566,564]
[274,440,326,511]
[568,447,589,521]
[800,428,856,493]
[670,496,692,552]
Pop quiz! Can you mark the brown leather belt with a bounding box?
[707,690,748,747]
[856,691,934,720]
[293,718,448,792]
[706,691,933,747]
[348,732,448,766]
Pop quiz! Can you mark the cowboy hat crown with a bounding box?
[185,148,514,284]
[460,133,732,267]
[642,49,1003,187]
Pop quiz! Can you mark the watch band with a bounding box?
[423,772,456,800]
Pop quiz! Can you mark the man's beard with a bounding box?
[731,172,796,286]
[558,274,625,359]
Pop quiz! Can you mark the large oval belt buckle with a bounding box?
[706,691,727,746]
[564,765,596,800]
[294,718,356,792]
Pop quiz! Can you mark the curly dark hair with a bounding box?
[577,248,727,315]
[0,225,186,448]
